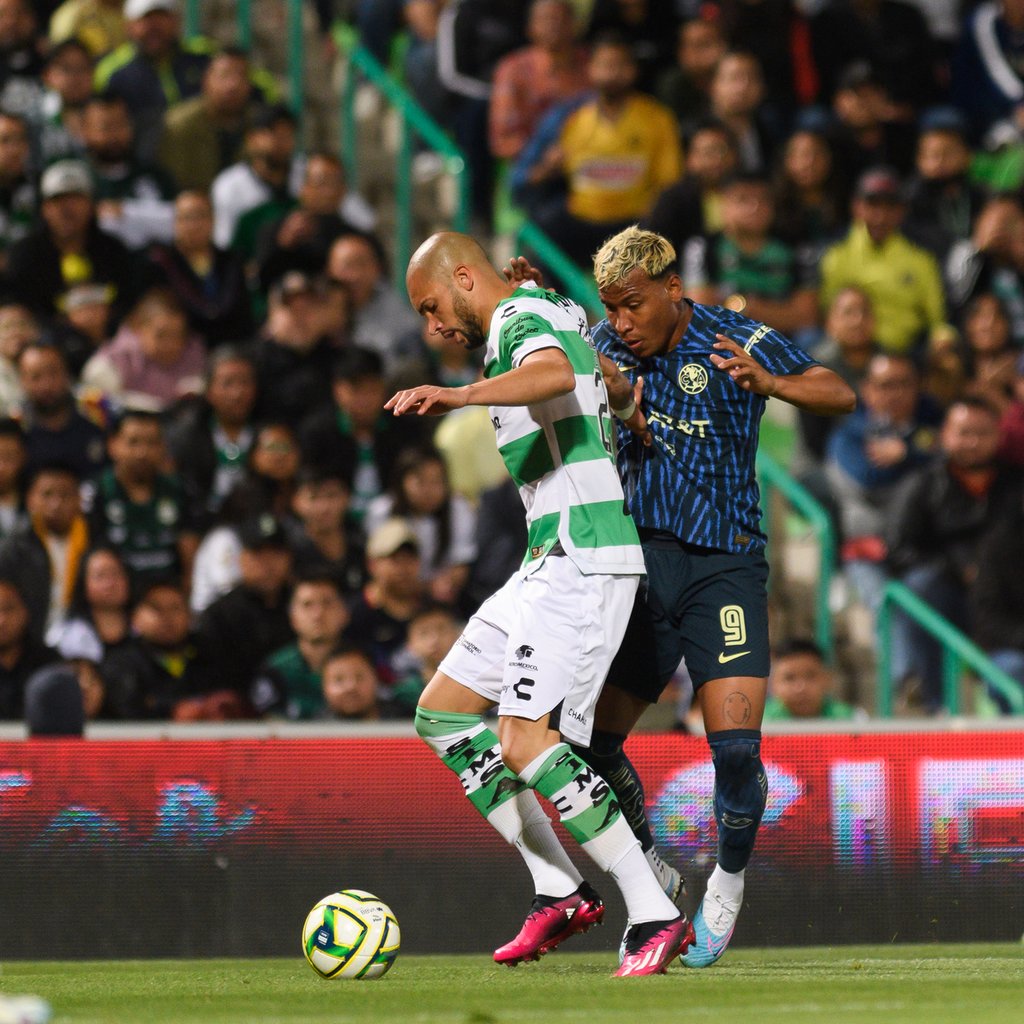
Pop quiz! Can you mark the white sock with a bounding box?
[488,791,582,899]
[607,838,680,925]
[709,864,744,902]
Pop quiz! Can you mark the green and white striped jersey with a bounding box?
[484,284,644,577]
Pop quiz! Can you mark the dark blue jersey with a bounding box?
[593,301,818,554]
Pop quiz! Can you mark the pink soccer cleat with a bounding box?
[493,882,605,966]
[614,914,695,977]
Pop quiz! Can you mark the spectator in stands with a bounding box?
[0,110,35,272]
[365,445,477,608]
[23,661,86,734]
[6,159,138,323]
[189,421,300,611]
[971,488,1024,711]
[81,287,206,411]
[391,601,462,714]
[88,409,199,590]
[81,91,176,248]
[904,107,988,264]
[683,171,819,338]
[286,465,366,601]
[252,271,337,425]
[0,0,45,122]
[796,287,878,475]
[250,571,350,720]
[250,152,376,290]
[945,193,1024,347]
[195,513,294,701]
[826,353,940,617]
[49,545,131,665]
[101,580,223,719]
[320,643,402,720]
[487,0,589,162]
[772,124,849,252]
[763,638,863,721]
[886,397,1024,711]
[402,0,449,127]
[655,14,728,137]
[157,47,254,194]
[820,166,949,355]
[52,282,116,377]
[298,347,426,521]
[17,344,107,480]
[999,354,1024,466]
[35,39,93,166]
[165,346,258,521]
[584,0,676,93]
[524,33,683,266]
[0,303,37,413]
[326,231,423,374]
[0,418,26,540]
[707,50,779,174]
[827,62,915,180]
[643,119,739,259]
[348,518,425,687]
[212,103,300,249]
[96,0,210,161]
[49,0,126,58]
[146,190,253,345]
[0,462,87,641]
[952,0,1024,147]
[0,577,57,719]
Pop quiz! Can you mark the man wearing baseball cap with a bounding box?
[820,165,952,356]
[5,158,138,320]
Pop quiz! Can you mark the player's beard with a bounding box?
[451,293,487,350]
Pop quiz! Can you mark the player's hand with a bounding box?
[503,255,546,290]
[598,355,651,446]
[385,384,468,416]
[710,335,777,396]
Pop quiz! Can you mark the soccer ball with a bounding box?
[301,889,401,980]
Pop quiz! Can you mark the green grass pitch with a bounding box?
[2,946,1021,1024]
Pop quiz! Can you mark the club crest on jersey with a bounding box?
[678,363,709,395]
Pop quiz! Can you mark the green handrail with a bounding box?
[512,222,603,319]
[338,37,470,290]
[756,450,836,662]
[876,580,1023,716]
[184,0,304,118]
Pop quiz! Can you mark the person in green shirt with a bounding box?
[763,638,864,721]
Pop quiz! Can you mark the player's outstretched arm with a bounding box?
[386,348,575,416]
[710,335,856,415]
[598,353,652,446]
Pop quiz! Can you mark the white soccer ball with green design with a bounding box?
[301,890,401,980]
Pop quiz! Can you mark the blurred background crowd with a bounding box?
[0,0,1022,732]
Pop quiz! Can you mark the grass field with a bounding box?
[2,945,1021,1024]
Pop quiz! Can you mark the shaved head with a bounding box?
[405,232,510,350]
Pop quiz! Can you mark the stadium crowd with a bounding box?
[0,0,1023,729]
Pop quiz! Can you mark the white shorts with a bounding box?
[439,557,639,746]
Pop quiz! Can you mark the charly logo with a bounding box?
[678,363,709,395]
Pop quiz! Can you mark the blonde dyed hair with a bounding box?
[593,226,677,290]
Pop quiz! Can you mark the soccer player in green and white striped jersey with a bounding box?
[386,233,691,976]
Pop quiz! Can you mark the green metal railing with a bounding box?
[876,581,1023,717]
[184,0,305,118]
[756,451,836,662]
[339,39,470,290]
[512,222,604,319]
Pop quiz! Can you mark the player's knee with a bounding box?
[708,729,768,817]
[583,729,626,762]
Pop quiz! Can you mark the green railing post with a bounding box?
[876,581,1024,716]
[396,112,413,295]
[236,0,252,51]
[287,0,304,119]
[184,0,200,38]
[755,451,836,662]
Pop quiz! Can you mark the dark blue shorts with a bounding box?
[605,535,770,701]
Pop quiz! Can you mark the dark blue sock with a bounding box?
[707,729,767,873]
[573,731,654,851]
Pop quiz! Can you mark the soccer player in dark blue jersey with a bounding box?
[508,226,854,966]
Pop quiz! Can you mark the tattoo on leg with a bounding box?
[724,692,751,726]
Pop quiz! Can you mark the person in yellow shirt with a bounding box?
[526,33,683,266]
[819,166,951,355]
[49,0,126,58]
